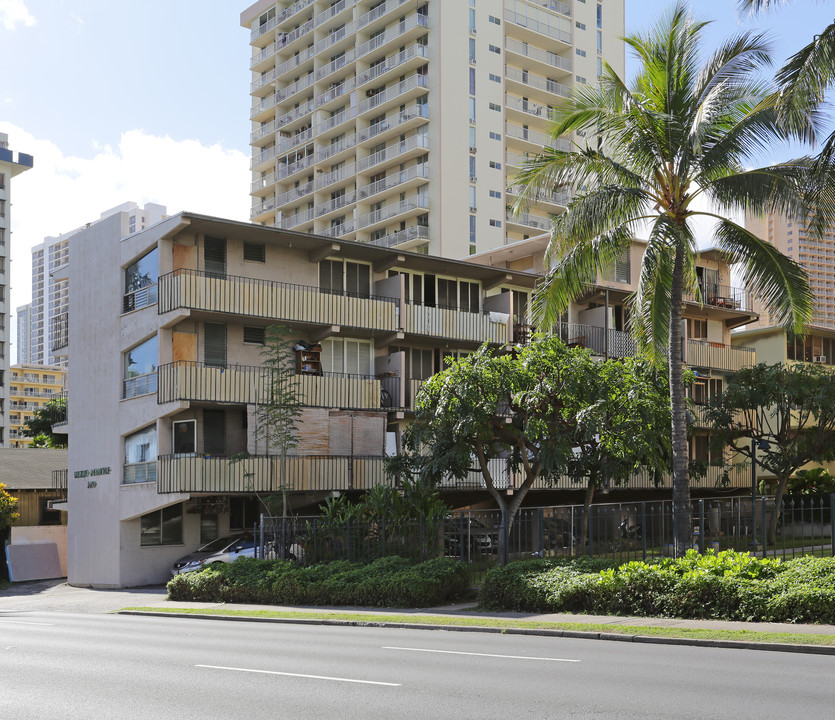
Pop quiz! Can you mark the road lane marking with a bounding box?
[0,619,55,626]
[195,665,401,686]
[383,647,580,663]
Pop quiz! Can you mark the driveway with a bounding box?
[0,579,170,613]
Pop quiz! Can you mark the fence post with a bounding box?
[419,516,424,563]
[698,499,705,554]
[347,516,351,562]
[537,508,543,557]
[259,514,264,560]
[641,502,647,561]
[313,518,318,563]
[761,497,767,557]
[381,516,386,559]
[501,508,509,566]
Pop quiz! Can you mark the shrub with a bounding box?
[167,556,470,608]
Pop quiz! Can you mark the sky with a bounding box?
[1,0,834,361]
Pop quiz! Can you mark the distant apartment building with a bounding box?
[746,211,835,329]
[7,363,67,447]
[241,0,625,258]
[0,132,34,447]
[16,303,33,364]
[29,202,167,367]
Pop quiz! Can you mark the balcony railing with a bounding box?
[358,163,428,200]
[52,469,68,490]
[315,161,357,190]
[157,454,387,493]
[553,322,638,358]
[357,73,429,115]
[315,49,357,81]
[124,461,157,485]
[369,224,429,248]
[277,0,314,26]
[357,0,409,30]
[318,220,357,238]
[505,65,571,98]
[315,132,357,162]
[122,283,158,314]
[505,37,572,72]
[157,362,383,410]
[158,269,399,332]
[683,283,751,312]
[504,123,570,151]
[276,153,315,180]
[314,20,357,55]
[506,210,553,231]
[275,206,315,229]
[124,372,158,400]
[51,312,69,352]
[402,304,509,344]
[505,8,572,44]
[357,133,429,172]
[316,106,358,135]
[315,0,356,28]
[276,180,314,206]
[357,102,428,143]
[316,190,357,217]
[505,94,552,121]
[315,76,357,108]
[686,340,756,372]
[357,197,429,229]
[356,13,428,59]
[357,43,428,86]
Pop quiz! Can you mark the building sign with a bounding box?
[74,467,111,479]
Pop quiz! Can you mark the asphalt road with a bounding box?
[0,611,832,719]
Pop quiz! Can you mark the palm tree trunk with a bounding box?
[670,242,691,557]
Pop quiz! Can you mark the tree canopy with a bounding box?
[0,483,19,532]
[23,397,67,449]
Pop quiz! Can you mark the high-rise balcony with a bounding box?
[277,126,314,155]
[314,20,358,56]
[505,37,572,75]
[552,322,638,358]
[275,99,315,130]
[250,15,278,45]
[276,73,315,105]
[505,65,571,100]
[357,103,428,145]
[316,190,357,218]
[251,66,277,95]
[357,73,429,117]
[357,197,429,232]
[251,40,279,73]
[157,454,387,494]
[157,269,399,333]
[356,13,429,62]
[275,180,314,207]
[314,0,356,29]
[686,340,755,372]
[505,94,554,127]
[315,133,357,163]
[357,0,411,32]
[506,209,553,232]
[358,163,429,201]
[251,118,279,145]
[276,0,315,28]
[504,7,572,47]
[504,123,570,152]
[276,154,315,181]
[316,107,358,137]
[368,224,430,250]
[356,43,429,87]
[315,49,357,83]
[276,206,316,229]
[318,219,357,238]
[280,18,315,54]
[506,183,571,208]
[357,134,429,173]
[275,45,317,79]
[157,361,382,410]
[315,76,357,110]
[250,93,279,122]
[401,304,509,344]
[316,161,357,191]
[250,197,277,221]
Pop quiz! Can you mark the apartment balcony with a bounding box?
[250,40,279,73]
[357,13,428,63]
[357,0,410,32]
[686,340,755,373]
[506,209,553,233]
[357,103,428,145]
[314,0,356,29]
[124,372,158,400]
[506,183,571,209]
[317,219,357,239]
[316,161,357,192]
[276,73,315,105]
[315,49,357,83]
[251,66,277,96]
[505,36,572,77]
[251,118,279,146]
[275,206,316,229]
[505,65,571,101]
[276,126,313,155]
[357,73,429,117]
[316,107,358,138]
[157,454,387,494]
[505,94,554,128]
[250,15,278,45]
[504,7,572,48]
[504,123,570,153]
[275,180,314,207]
[358,163,429,202]
[401,304,509,344]
[51,312,68,352]
[276,0,315,28]
[250,93,279,123]
[683,283,752,313]
[316,190,357,219]
[356,43,429,87]
[276,153,315,181]
[315,133,357,164]
[157,269,399,333]
[553,322,638,358]
[357,134,429,173]
[157,361,383,410]
[315,76,357,111]
[122,283,158,314]
[275,45,317,79]
[357,197,429,232]
[250,197,277,222]
[314,20,358,56]
[275,99,315,131]
[280,18,315,55]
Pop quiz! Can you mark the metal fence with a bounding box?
[256,494,835,583]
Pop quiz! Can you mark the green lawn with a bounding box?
[119,606,835,647]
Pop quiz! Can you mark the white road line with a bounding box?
[0,619,55,626]
[195,665,401,686]
[383,647,581,663]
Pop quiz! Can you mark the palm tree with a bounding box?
[514,2,831,555]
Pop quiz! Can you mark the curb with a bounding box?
[117,611,835,656]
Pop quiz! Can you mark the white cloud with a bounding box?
[0,0,36,30]
[0,123,250,319]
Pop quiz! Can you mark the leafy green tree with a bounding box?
[514,2,830,554]
[705,363,835,542]
[0,483,19,533]
[390,339,672,557]
[23,397,67,448]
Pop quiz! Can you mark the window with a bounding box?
[603,249,630,284]
[321,338,373,375]
[576,76,587,84]
[576,21,586,30]
[124,336,158,398]
[489,131,501,140]
[489,102,501,111]
[123,248,159,312]
[470,215,476,244]
[469,156,476,181]
[576,49,586,57]
[320,259,371,298]
[489,190,502,198]
[469,37,476,63]
[489,160,501,169]
[140,504,183,546]
[489,73,501,83]
[488,44,500,54]
[204,323,227,367]
[469,7,475,32]
[686,318,708,340]
[597,29,603,54]
[173,420,196,455]
[469,67,476,95]
[489,219,502,227]
[125,425,158,484]
[489,15,500,25]
[243,326,266,345]
[204,236,226,277]
[597,3,603,28]
[243,242,266,262]
[469,97,476,122]
[470,186,477,211]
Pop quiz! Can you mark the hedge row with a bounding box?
[479,550,835,623]
[167,555,471,608]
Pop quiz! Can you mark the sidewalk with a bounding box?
[3,579,835,646]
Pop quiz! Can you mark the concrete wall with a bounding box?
[11,525,68,577]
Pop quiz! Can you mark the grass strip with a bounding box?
[119,606,835,647]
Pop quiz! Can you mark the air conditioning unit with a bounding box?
[813,355,827,363]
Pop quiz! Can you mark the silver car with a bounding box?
[170,535,256,576]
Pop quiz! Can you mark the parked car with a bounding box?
[170,534,256,576]
[443,515,497,557]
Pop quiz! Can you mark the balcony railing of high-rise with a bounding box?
[401,302,509,344]
[505,37,572,72]
[367,224,429,249]
[505,5,572,45]
[356,13,428,59]
[157,269,399,332]
[157,362,384,411]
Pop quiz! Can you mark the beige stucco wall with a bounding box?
[11,525,68,577]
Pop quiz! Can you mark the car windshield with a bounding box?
[197,535,242,553]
